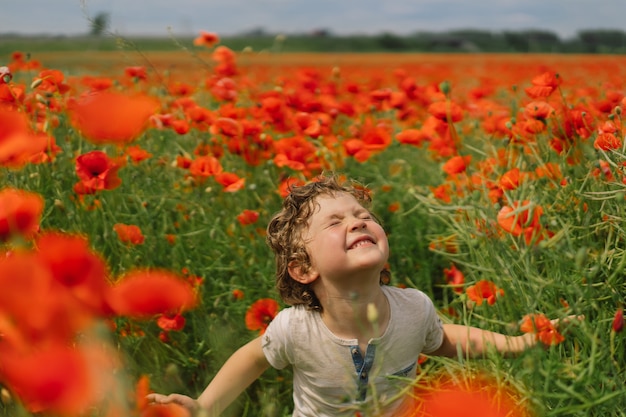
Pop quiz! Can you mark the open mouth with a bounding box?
[349,238,375,250]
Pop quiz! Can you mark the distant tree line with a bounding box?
[1,28,624,56]
[222,28,626,54]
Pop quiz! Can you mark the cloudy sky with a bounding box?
[2,0,622,39]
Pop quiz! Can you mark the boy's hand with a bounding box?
[146,393,200,411]
[552,314,585,329]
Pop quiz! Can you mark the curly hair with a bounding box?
[266,174,390,312]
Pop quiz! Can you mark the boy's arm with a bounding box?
[430,323,536,358]
[148,336,270,416]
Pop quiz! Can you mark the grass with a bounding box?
[1,45,625,416]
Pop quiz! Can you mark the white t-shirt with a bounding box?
[261,286,444,417]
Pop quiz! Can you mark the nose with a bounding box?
[350,217,367,231]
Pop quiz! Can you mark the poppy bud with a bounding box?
[612,308,624,333]
[439,80,451,95]
[30,78,43,89]
[0,66,11,84]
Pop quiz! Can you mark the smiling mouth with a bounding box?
[349,238,375,250]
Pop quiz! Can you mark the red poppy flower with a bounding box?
[245,298,279,335]
[210,77,238,101]
[74,150,122,194]
[176,155,192,169]
[108,269,198,319]
[212,46,237,76]
[387,201,401,213]
[523,101,555,119]
[35,231,111,316]
[113,223,145,245]
[613,308,624,333]
[497,201,544,244]
[427,100,464,123]
[274,136,319,171]
[215,172,245,192]
[430,183,452,203]
[32,69,70,94]
[0,252,60,342]
[125,145,152,164]
[210,117,241,137]
[193,31,220,47]
[156,313,186,332]
[466,280,504,306]
[442,155,471,175]
[189,155,223,179]
[524,71,561,98]
[237,209,260,226]
[594,133,621,151]
[0,343,93,415]
[124,66,148,81]
[232,289,245,300]
[443,264,464,294]
[499,167,522,191]
[520,313,565,345]
[0,109,51,168]
[0,187,44,242]
[293,112,322,138]
[343,121,393,163]
[395,128,430,147]
[68,91,159,145]
[140,403,191,417]
[400,372,527,417]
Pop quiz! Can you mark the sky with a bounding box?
[1,0,622,39]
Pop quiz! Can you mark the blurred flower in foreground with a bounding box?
[137,375,190,417]
[245,298,279,335]
[68,90,159,145]
[520,313,565,346]
[108,269,198,319]
[0,108,51,168]
[398,370,532,417]
[0,187,44,242]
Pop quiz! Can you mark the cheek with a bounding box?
[375,226,390,252]
[308,233,343,260]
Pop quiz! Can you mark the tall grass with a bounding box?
[1,45,625,416]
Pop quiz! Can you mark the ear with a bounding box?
[288,261,318,285]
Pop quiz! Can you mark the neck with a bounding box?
[315,282,389,342]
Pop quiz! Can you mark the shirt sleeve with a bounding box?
[420,294,445,354]
[261,307,292,370]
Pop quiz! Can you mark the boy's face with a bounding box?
[300,192,389,283]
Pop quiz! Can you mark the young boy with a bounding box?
[148,174,544,416]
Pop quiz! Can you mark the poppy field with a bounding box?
[1,33,626,416]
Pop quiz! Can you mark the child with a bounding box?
[148,174,551,416]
